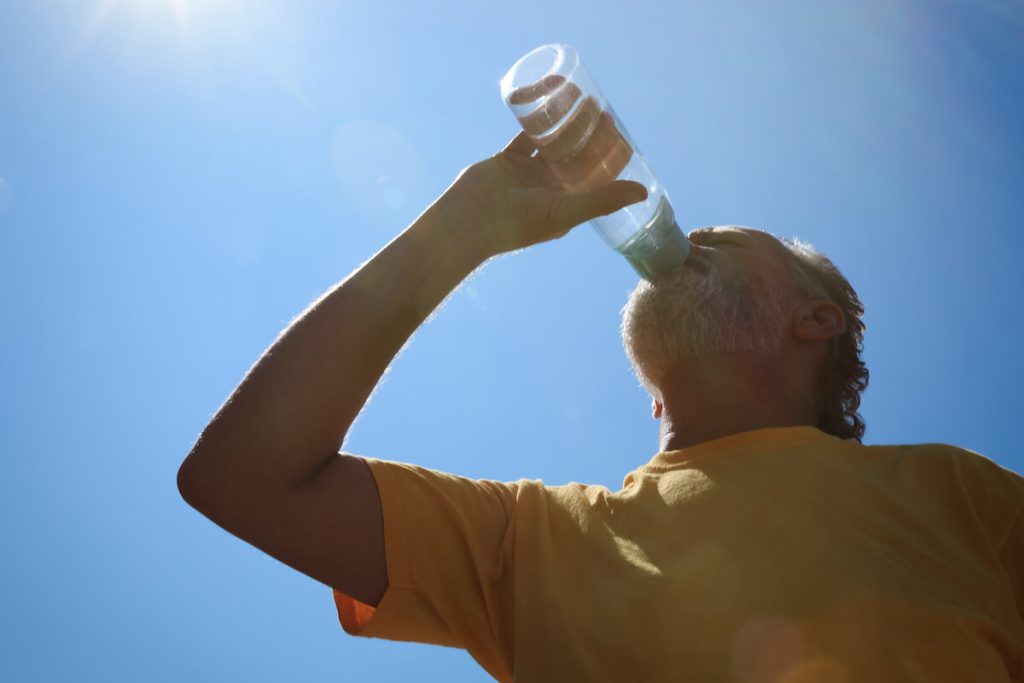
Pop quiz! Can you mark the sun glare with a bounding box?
[76,0,246,48]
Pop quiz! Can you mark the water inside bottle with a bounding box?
[502,45,690,280]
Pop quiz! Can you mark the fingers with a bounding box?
[502,130,537,157]
[523,155,561,187]
[541,109,633,190]
[551,180,648,229]
[500,140,562,188]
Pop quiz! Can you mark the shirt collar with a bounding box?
[623,425,839,487]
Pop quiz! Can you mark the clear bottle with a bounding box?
[499,43,690,280]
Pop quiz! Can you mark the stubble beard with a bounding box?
[621,254,791,392]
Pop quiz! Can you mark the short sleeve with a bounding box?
[332,457,523,681]
[947,446,1024,620]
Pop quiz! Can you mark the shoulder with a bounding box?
[864,441,1021,484]
[506,479,617,521]
[860,440,1024,531]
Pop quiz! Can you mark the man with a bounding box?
[177,132,1024,681]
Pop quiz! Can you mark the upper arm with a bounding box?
[179,453,388,607]
[1001,506,1024,620]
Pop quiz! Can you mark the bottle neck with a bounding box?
[622,219,691,281]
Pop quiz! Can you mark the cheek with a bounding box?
[707,250,753,282]
[742,256,793,294]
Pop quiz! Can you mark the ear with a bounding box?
[651,399,663,419]
[793,299,847,342]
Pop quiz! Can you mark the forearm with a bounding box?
[178,132,643,501]
[179,198,492,493]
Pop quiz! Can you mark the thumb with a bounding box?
[551,180,649,229]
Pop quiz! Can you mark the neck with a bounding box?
[657,351,817,452]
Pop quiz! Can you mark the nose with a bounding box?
[687,226,719,246]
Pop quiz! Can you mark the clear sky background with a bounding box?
[1,0,1022,680]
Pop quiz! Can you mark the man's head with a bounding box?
[621,226,868,441]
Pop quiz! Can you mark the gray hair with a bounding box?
[620,231,869,442]
[778,237,868,441]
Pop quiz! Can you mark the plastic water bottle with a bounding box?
[499,43,690,280]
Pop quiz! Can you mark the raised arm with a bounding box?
[176,132,647,606]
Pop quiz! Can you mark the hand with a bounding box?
[434,131,649,258]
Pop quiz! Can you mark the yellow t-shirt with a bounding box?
[333,426,1024,682]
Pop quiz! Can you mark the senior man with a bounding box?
[178,132,1023,681]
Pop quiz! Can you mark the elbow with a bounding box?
[177,451,213,512]
[177,448,255,521]
[177,455,199,507]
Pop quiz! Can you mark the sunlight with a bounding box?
[76,0,245,48]
[170,0,190,32]
[78,0,119,47]
[70,0,318,115]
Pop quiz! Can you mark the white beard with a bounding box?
[620,255,791,392]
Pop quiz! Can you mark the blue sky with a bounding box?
[1,0,1022,680]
